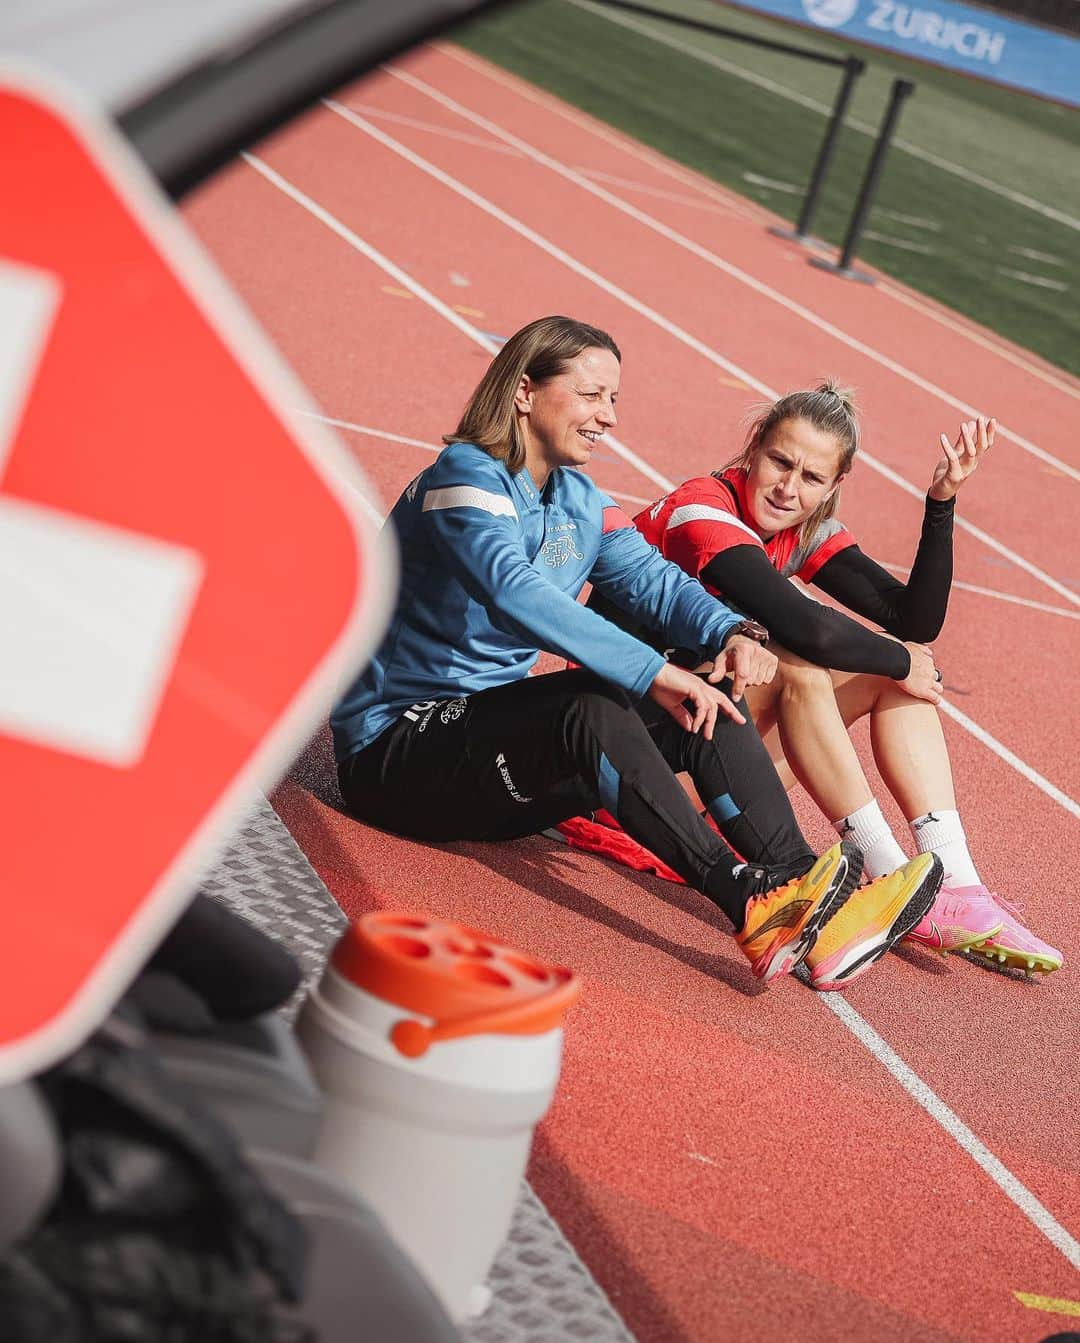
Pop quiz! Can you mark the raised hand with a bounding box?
[929,415,995,501]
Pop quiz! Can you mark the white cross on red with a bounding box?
[0,257,203,766]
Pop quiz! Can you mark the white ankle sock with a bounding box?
[909,809,981,887]
[832,800,907,879]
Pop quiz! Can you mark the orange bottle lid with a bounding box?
[331,912,580,1058]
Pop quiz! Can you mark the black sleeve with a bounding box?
[811,495,954,643]
[700,545,911,679]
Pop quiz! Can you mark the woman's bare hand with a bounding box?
[709,635,778,700]
[648,662,745,739]
[898,642,942,704]
[929,416,994,501]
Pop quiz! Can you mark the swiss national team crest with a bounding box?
[541,526,584,567]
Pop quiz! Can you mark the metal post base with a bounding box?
[808,255,877,284]
[767,225,832,253]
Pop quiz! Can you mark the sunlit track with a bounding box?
[383,64,1080,487]
[235,145,1080,1269]
[879,283,1080,404]
[177,81,1080,1332]
[245,148,1079,823]
[322,96,1080,610]
[443,39,1080,404]
[435,40,779,226]
[247,150,676,494]
[824,995,1080,1270]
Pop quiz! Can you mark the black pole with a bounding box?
[769,55,864,248]
[810,78,915,284]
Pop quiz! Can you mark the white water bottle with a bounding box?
[297,911,580,1322]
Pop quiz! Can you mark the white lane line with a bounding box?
[299,411,663,509]
[882,563,1080,621]
[343,102,521,155]
[854,451,1079,607]
[248,154,1080,1278]
[327,92,1080,611]
[577,166,733,214]
[440,42,1080,403]
[878,284,1080,403]
[825,995,1080,1271]
[386,64,1080,490]
[569,0,1080,234]
[297,412,441,452]
[242,153,490,340]
[437,42,770,224]
[252,141,1080,824]
[938,699,1080,821]
[247,149,673,496]
[306,408,1080,597]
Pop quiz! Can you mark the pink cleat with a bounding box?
[974,891,1063,977]
[905,883,1003,954]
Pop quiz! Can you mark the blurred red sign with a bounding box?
[0,69,391,1080]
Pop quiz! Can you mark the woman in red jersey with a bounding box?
[594,382,1059,976]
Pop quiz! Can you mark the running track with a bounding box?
[185,43,1080,1342]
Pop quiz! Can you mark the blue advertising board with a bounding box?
[724,0,1080,105]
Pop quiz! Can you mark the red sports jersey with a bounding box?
[634,468,855,591]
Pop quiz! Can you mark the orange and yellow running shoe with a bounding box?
[734,841,862,983]
[806,852,943,992]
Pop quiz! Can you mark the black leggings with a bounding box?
[338,670,813,924]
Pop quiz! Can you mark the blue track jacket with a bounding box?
[331,443,743,762]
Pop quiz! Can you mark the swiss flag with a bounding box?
[0,68,393,1081]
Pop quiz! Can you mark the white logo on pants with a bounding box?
[494,751,532,803]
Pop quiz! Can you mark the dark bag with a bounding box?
[0,1004,313,1343]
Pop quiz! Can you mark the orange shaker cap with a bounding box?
[331,912,580,1058]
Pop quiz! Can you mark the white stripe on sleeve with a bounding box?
[422,485,518,519]
[665,503,760,541]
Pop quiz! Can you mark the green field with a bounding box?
[452,0,1080,375]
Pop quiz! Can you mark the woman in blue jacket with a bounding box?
[331,317,941,991]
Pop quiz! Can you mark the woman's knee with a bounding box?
[830,669,908,725]
[774,647,834,702]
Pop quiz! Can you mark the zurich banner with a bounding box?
[726,0,1079,105]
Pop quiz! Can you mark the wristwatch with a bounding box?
[724,619,769,645]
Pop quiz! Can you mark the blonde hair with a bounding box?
[722,379,860,545]
[444,316,621,474]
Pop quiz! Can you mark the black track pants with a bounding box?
[338,670,813,924]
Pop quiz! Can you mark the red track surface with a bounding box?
[184,44,1080,1342]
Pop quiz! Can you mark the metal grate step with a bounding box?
[199,794,637,1343]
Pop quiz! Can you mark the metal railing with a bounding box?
[596,0,865,246]
[594,0,919,283]
[810,78,916,283]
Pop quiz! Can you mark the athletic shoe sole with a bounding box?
[756,842,862,983]
[811,854,944,992]
[971,943,1063,976]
